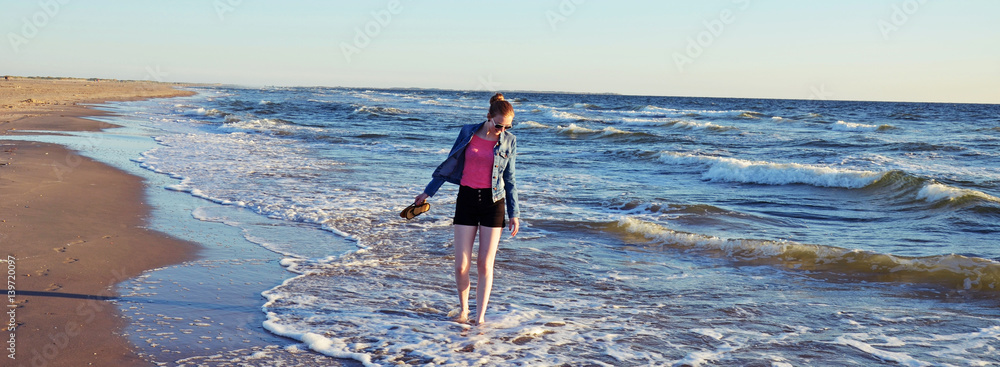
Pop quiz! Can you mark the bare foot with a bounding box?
[449,309,470,324]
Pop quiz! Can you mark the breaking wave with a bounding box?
[616,218,1000,292]
[917,183,1000,204]
[619,118,736,131]
[657,153,1000,209]
[549,110,592,121]
[557,123,655,139]
[831,121,894,132]
[658,152,884,188]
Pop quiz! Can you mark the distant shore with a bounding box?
[1,77,199,367]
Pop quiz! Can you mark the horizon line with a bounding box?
[11,75,1000,106]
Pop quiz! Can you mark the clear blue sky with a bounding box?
[3,0,998,103]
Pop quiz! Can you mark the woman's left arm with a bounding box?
[503,136,520,236]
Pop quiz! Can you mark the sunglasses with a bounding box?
[489,120,513,130]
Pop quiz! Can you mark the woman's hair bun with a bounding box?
[489,92,505,105]
[487,92,514,118]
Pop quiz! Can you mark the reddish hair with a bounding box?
[488,92,514,118]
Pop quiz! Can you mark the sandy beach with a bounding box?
[1,77,199,367]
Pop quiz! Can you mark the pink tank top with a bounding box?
[460,135,496,189]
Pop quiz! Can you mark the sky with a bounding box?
[2,0,998,104]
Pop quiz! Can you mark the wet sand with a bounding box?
[1,77,200,367]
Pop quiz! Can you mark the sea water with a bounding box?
[91,87,999,365]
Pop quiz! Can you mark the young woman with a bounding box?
[414,92,520,325]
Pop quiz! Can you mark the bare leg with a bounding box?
[475,225,503,324]
[453,224,478,323]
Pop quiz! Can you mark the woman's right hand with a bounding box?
[414,193,429,206]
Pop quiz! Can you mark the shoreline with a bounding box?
[1,79,200,367]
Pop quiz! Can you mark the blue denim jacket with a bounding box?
[424,122,520,219]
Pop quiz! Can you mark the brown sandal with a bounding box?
[399,202,430,219]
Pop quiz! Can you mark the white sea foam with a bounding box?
[263,277,593,367]
[221,118,324,135]
[916,182,1000,203]
[642,105,680,113]
[831,120,892,132]
[518,120,550,129]
[549,110,590,121]
[353,105,407,115]
[609,106,740,117]
[843,325,1000,366]
[670,120,733,130]
[658,152,884,188]
[558,123,636,136]
[189,107,227,117]
[835,334,929,367]
[619,117,734,131]
[138,131,367,239]
[618,217,790,260]
[619,216,1000,292]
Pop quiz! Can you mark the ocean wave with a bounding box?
[225,117,289,128]
[615,200,730,216]
[916,183,1000,204]
[352,105,423,121]
[831,121,894,132]
[616,217,1000,292]
[189,107,230,117]
[888,112,924,121]
[353,105,407,115]
[619,117,736,131]
[736,111,765,119]
[557,123,649,138]
[570,103,602,109]
[518,120,550,129]
[611,106,744,118]
[641,105,680,113]
[584,105,678,118]
[350,91,388,102]
[667,120,736,131]
[888,142,966,153]
[657,153,999,207]
[418,99,478,110]
[835,327,1000,367]
[549,110,591,121]
[658,152,883,189]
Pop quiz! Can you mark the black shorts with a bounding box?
[454,186,506,228]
